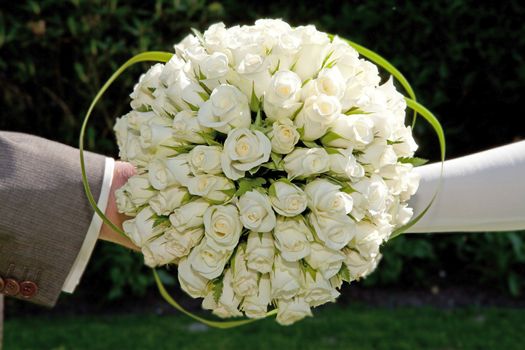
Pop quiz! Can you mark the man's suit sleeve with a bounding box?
[0,131,105,306]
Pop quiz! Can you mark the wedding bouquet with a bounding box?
[94,19,435,326]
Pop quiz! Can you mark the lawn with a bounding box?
[4,304,525,350]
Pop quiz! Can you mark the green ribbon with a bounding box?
[79,38,445,329]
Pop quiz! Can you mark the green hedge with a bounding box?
[1,0,524,302]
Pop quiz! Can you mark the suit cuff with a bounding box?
[62,157,115,293]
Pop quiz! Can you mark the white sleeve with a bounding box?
[62,157,115,293]
[406,141,525,233]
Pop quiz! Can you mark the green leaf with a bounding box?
[398,157,429,167]
[325,147,341,155]
[321,131,343,145]
[161,144,195,153]
[249,82,260,112]
[212,278,224,304]
[235,177,267,197]
[302,140,318,148]
[197,91,209,102]
[220,188,236,198]
[270,59,280,75]
[291,103,304,119]
[387,139,404,145]
[198,80,212,95]
[184,100,199,111]
[270,152,282,166]
[343,107,365,115]
[339,263,351,283]
[197,131,222,146]
[152,215,170,228]
[302,260,317,280]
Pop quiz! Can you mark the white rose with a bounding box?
[323,115,374,149]
[124,207,163,247]
[380,163,419,197]
[159,54,186,87]
[139,121,173,150]
[304,178,353,216]
[392,125,418,158]
[178,257,210,298]
[197,84,251,134]
[328,148,365,179]
[221,128,271,180]
[200,52,229,80]
[130,63,163,110]
[142,234,178,267]
[292,25,330,80]
[270,255,303,299]
[392,201,414,227]
[352,175,389,216]
[149,186,189,216]
[203,204,242,251]
[114,116,129,158]
[294,94,341,141]
[148,154,192,190]
[164,226,204,258]
[273,216,312,262]
[174,34,200,59]
[124,134,151,168]
[308,212,355,250]
[202,269,243,318]
[305,242,345,279]
[268,119,300,154]
[276,297,312,326]
[352,220,388,258]
[241,274,271,319]
[188,145,223,175]
[268,180,307,217]
[187,175,235,203]
[169,199,210,231]
[125,110,156,131]
[267,31,301,70]
[237,190,276,232]
[125,174,155,206]
[343,247,382,281]
[235,53,272,98]
[203,22,230,55]
[246,231,275,273]
[231,245,259,297]
[189,238,231,279]
[283,147,330,179]
[172,110,211,144]
[263,70,302,121]
[166,70,207,110]
[115,185,137,216]
[303,272,340,307]
[151,87,180,119]
[358,140,397,170]
[309,67,346,100]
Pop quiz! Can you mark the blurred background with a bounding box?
[1,0,524,349]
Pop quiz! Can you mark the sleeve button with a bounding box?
[4,278,20,296]
[20,281,38,298]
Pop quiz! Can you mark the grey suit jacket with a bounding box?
[0,131,105,307]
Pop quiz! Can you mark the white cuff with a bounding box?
[62,157,115,293]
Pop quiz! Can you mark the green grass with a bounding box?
[4,304,525,350]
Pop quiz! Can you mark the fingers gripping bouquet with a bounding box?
[114,19,420,326]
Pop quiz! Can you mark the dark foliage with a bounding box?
[1,0,524,302]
